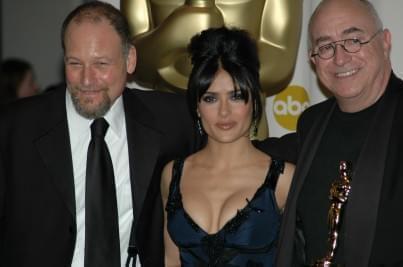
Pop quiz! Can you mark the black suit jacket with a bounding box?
[0,87,198,266]
[276,72,403,266]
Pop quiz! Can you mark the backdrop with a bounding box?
[106,0,403,137]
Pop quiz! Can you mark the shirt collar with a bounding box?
[65,89,125,141]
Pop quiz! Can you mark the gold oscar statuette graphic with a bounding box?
[121,0,302,139]
[312,161,352,267]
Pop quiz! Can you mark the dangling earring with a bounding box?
[249,99,259,139]
[197,118,204,136]
[253,121,258,137]
[250,120,258,140]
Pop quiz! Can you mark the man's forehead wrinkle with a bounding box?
[314,26,365,46]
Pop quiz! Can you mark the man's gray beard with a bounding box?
[70,91,112,119]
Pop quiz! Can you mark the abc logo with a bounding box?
[273,85,309,131]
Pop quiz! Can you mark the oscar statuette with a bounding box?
[121,0,302,139]
[311,161,352,267]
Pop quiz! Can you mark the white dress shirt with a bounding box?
[66,90,138,266]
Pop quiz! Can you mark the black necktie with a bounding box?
[85,118,120,267]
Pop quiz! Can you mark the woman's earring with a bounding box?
[250,120,258,139]
[197,118,204,136]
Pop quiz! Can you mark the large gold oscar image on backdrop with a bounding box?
[121,0,302,138]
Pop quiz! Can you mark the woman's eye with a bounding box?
[231,91,245,101]
[202,95,216,103]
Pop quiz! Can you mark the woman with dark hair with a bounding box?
[161,27,295,266]
[0,58,39,104]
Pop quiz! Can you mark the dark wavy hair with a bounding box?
[187,26,262,127]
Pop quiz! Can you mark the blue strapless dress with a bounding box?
[166,158,285,267]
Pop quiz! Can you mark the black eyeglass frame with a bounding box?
[311,29,383,60]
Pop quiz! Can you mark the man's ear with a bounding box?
[126,45,137,74]
[381,29,392,58]
[309,49,317,66]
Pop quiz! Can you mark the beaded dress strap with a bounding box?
[266,159,285,191]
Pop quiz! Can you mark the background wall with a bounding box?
[1,0,83,91]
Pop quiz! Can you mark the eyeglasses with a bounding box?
[311,29,383,60]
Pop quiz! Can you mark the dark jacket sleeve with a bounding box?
[0,149,4,255]
[254,132,298,164]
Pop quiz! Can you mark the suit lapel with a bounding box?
[277,100,336,266]
[123,90,162,229]
[34,88,76,217]
[292,102,336,205]
[31,88,164,237]
[345,80,399,266]
[280,75,400,266]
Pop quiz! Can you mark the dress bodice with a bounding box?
[166,158,285,266]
